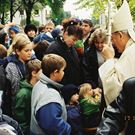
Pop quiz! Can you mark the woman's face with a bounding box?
[17,43,33,62]
[94,38,105,52]
[64,32,78,47]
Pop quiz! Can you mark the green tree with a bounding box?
[21,0,40,24]
[21,0,66,24]
[45,0,66,23]
[0,0,70,25]
[0,0,10,24]
[75,0,135,23]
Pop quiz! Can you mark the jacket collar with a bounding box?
[40,73,63,90]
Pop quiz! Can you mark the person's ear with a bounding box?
[16,49,20,55]
[53,69,59,76]
[32,70,37,77]
[118,31,123,39]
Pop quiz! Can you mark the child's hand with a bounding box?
[92,88,102,102]
[93,87,102,94]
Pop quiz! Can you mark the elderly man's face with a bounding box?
[111,32,125,53]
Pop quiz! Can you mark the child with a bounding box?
[61,84,83,135]
[79,83,102,128]
[33,40,49,61]
[30,54,71,135]
[14,59,41,135]
[24,24,37,41]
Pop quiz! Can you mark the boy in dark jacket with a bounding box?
[61,84,83,135]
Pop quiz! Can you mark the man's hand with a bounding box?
[101,43,115,60]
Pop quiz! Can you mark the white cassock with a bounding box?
[99,39,135,105]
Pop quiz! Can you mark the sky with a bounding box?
[64,0,92,19]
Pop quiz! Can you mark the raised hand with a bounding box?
[101,42,115,60]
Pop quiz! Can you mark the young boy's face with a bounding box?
[27,30,36,38]
[44,24,54,33]
[33,69,42,82]
[70,93,79,104]
[55,66,65,82]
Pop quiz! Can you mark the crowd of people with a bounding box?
[0,0,134,135]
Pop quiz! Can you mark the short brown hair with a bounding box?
[0,44,7,59]
[34,40,49,61]
[41,54,66,77]
[25,59,41,82]
[82,19,93,27]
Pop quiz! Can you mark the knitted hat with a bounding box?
[61,84,79,104]
[9,26,20,33]
[112,0,135,41]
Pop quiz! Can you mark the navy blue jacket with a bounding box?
[30,103,71,135]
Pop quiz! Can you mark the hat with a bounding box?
[9,26,20,33]
[61,84,79,104]
[51,28,61,39]
[112,0,135,41]
[33,32,54,44]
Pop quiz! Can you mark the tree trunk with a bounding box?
[25,7,32,25]
[1,11,5,24]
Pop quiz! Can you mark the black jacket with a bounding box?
[82,44,99,88]
[96,77,135,135]
[46,36,83,86]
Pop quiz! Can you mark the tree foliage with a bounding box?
[21,0,66,24]
[0,0,10,24]
[45,0,66,19]
[75,0,135,23]
[0,0,66,25]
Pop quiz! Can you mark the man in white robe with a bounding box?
[99,0,135,106]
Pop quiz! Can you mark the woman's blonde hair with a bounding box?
[42,54,66,78]
[89,28,107,44]
[7,33,31,55]
[79,83,92,98]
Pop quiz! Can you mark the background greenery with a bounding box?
[0,0,134,26]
